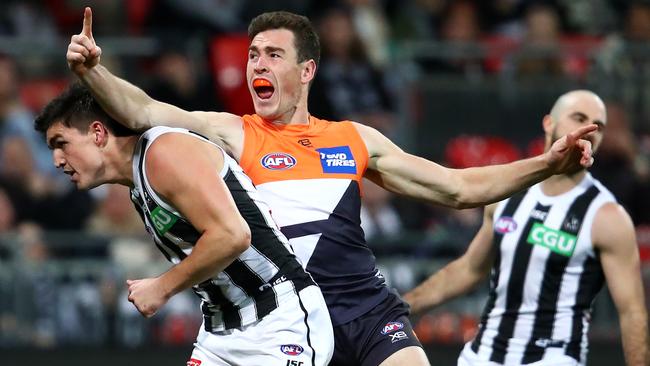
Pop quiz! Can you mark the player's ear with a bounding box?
[542,114,554,134]
[301,59,316,85]
[89,120,109,147]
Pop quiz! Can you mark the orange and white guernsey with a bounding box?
[240,114,389,326]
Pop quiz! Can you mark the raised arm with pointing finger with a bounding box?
[66,8,244,155]
[67,9,601,366]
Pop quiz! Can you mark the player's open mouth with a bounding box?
[253,78,274,100]
[64,170,78,181]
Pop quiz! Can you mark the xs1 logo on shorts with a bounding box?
[389,331,409,343]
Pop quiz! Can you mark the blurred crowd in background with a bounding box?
[0,0,650,353]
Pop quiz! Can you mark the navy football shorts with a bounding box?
[329,291,423,366]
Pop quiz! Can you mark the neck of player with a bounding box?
[105,135,138,187]
[270,91,311,125]
[540,169,588,196]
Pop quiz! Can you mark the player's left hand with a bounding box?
[126,278,169,318]
[67,7,102,76]
[545,124,598,174]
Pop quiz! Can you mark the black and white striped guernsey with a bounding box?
[469,173,615,365]
[129,126,315,332]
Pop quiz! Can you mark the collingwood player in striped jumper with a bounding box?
[405,90,648,366]
[35,83,334,366]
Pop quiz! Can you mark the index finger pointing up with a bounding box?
[567,123,598,144]
[82,7,93,38]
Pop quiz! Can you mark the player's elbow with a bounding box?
[235,228,252,253]
[227,224,251,256]
[449,197,475,210]
[444,189,475,210]
[202,223,251,261]
[433,170,477,209]
[448,178,489,209]
[134,104,158,130]
[618,301,648,322]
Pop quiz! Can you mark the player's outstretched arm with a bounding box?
[403,205,496,315]
[357,123,597,208]
[594,203,649,366]
[127,133,251,318]
[67,7,241,145]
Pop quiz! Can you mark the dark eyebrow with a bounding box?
[570,112,605,127]
[47,134,61,150]
[248,45,285,54]
[264,46,285,54]
[569,112,589,120]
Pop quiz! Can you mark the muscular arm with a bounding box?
[593,203,649,366]
[355,123,596,209]
[403,205,496,315]
[145,133,251,300]
[67,8,244,155]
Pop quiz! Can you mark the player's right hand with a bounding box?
[67,7,101,75]
[545,123,598,174]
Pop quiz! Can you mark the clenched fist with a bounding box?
[127,278,170,318]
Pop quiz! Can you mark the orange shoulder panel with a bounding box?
[240,114,368,185]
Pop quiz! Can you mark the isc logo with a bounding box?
[494,216,517,234]
[285,361,304,366]
[261,152,297,170]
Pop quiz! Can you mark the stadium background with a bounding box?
[1,0,649,365]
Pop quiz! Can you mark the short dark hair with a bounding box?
[34,82,137,137]
[248,11,320,68]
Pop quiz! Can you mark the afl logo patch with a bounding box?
[261,152,297,170]
[381,321,404,335]
[186,359,202,366]
[495,216,518,234]
[280,344,304,356]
